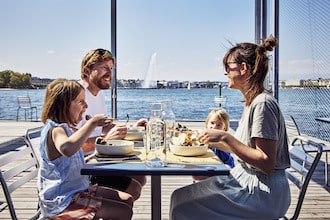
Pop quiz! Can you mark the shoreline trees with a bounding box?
[0,70,32,89]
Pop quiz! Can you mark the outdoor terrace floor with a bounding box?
[0,120,329,219]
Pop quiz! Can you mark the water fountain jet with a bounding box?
[143,52,157,88]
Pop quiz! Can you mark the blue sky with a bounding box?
[0,0,328,82]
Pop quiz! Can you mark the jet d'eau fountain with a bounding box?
[143,52,158,88]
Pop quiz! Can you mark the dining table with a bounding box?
[81,142,230,220]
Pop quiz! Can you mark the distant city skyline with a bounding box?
[30,74,329,84]
[1,1,329,82]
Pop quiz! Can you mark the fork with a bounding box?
[126,114,129,125]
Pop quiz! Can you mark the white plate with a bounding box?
[169,143,208,156]
[95,139,134,156]
[124,126,145,141]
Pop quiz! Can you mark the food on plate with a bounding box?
[170,124,208,156]
[124,126,145,141]
[174,123,191,132]
[96,138,107,145]
[169,144,208,156]
[171,124,205,147]
[95,139,134,156]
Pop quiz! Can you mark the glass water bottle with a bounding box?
[145,102,166,167]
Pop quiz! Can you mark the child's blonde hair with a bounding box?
[205,109,230,131]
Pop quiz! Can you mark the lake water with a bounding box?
[1,87,329,141]
[0,88,245,121]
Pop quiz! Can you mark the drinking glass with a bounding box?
[145,102,166,167]
[161,99,176,153]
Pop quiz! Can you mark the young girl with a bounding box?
[38,79,133,220]
[193,109,235,181]
[205,109,235,168]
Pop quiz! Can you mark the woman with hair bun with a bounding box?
[170,35,291,220]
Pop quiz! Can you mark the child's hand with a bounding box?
[91,114,113,127]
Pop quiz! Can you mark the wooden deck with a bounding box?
[0,120,329,219]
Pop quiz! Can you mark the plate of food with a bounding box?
[169,131,208,156]
[124,126,145,141]
[95,139,134,156]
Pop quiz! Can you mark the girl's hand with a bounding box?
[91,114,113,127]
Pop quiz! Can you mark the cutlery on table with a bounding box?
[126,114,130,125]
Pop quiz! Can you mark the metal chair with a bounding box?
[25,126,43,161]
[290,115,329,186]
[16,96,37,121]
[0,136,40,220]
[282,136,323,220]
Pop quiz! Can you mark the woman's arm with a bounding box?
[198,129,277,174]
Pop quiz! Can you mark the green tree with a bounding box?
[9,72,32,89]
[0,70,13,88]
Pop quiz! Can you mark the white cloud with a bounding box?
[47,50,55,55]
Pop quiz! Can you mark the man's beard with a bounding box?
[96,79,111,89]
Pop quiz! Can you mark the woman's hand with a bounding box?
[199,128,277,174]
[197,129,224,144]
[197,129,232,153]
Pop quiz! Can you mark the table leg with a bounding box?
[151,175,161,220]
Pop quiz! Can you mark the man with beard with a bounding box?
[76,48,147,202]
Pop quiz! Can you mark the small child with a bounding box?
[193,109,234,181]
[38,79,133,220]
[205,109,235,168]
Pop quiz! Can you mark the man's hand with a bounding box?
[134,118,148,128]
[103,124,128,140]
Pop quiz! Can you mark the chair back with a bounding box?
[25,126,43,162]
[284,136,323,220]
[0,136,40,220]
[289,115,301,136]
[16,96,38,121]
[17,96,33,108]
[285,115,301,139]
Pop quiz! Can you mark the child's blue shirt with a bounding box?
[211,147,235,168]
